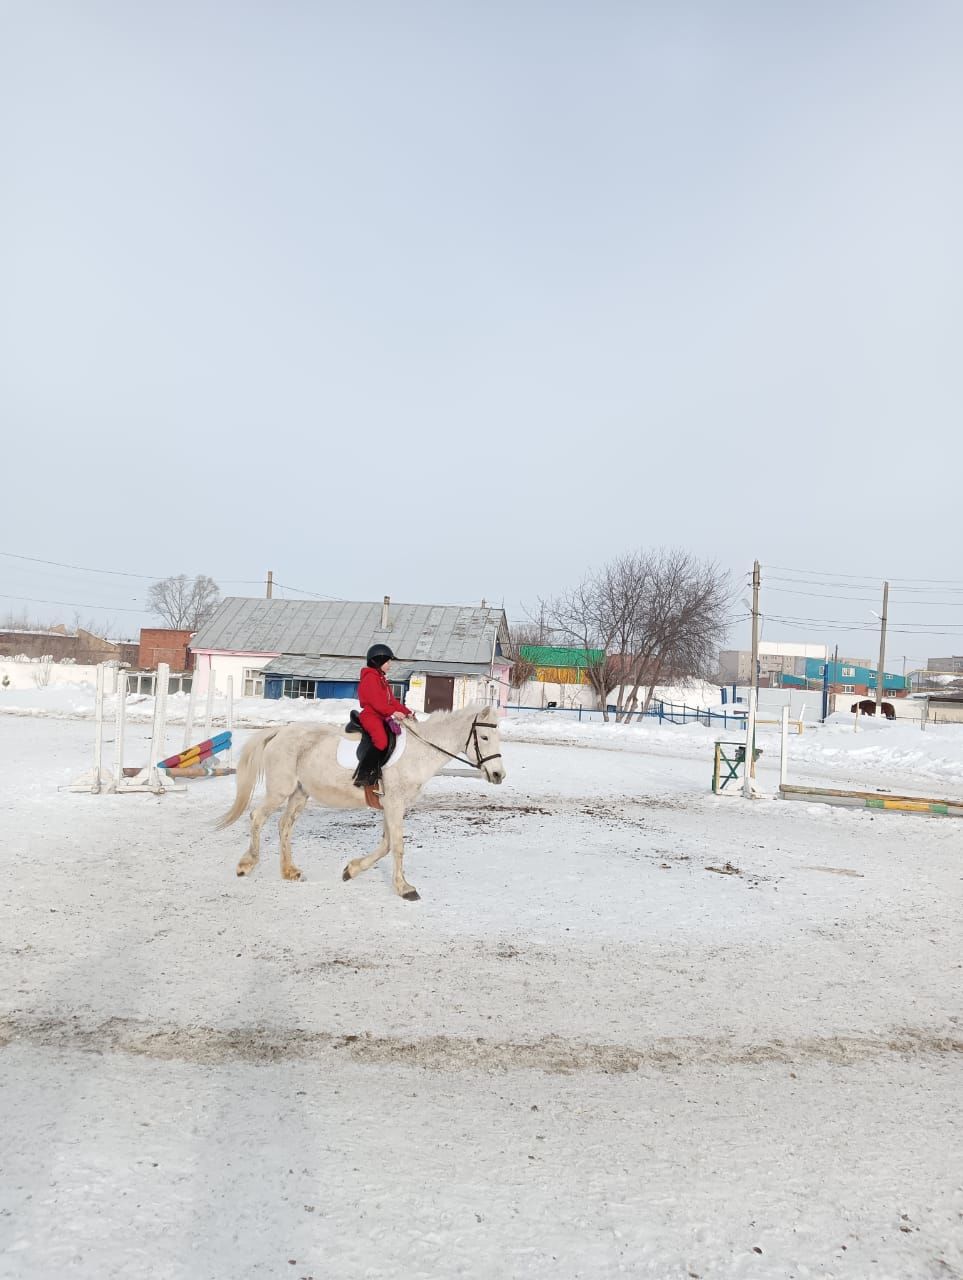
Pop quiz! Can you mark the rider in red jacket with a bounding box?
[358,643,414,752]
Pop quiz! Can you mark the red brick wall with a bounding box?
[138,629,194,672]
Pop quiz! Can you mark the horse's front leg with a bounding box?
[341,815,390,884]
[384,798,418,901]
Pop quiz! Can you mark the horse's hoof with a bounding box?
[342,865,353,882]
[236,865,251,877]
[282,867,302,882]
[402,889,421,902]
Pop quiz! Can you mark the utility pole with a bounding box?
[875,581,889,708]
[749,559,761,779]
[266,570,274,600]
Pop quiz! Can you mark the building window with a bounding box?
[390,682,407,701]
[282,678,316,699]
[841,684,855,694]
[841,666,856,678]
[243,668,264,697]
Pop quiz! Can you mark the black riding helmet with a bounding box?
[366,643,395,668]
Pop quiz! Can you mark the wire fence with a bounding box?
[505,701,752,729]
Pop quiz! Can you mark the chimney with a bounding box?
[381,595,390,630]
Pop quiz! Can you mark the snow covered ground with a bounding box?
[0,694,960,1279]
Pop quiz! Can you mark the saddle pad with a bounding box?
[336,727,408,771]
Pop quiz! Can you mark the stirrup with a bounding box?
[363,785,383,811]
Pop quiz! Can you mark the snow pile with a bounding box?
[0,685,356,728]
[787,713,963,789]
[501,712,718,752]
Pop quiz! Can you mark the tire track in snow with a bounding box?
[1,1015,959,1072]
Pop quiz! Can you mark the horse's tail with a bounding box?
[215,728,280,829]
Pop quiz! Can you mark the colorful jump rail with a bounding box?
[779,783,963,818]
[159,731,232,772]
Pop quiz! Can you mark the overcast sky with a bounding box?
[2,1,961,668]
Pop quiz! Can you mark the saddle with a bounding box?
[344,710,398,764]
[345,711,397,807]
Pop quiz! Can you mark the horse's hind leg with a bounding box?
[236,786,290,877]
[341,815,390,884]
[278,785,310,881]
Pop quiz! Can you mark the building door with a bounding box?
[425,675,455,713]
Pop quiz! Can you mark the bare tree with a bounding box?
[72,613,117,639]
[32,656,53,688]
[540,570,628,720]
[1,611,48,631]
[147,575,221,630]
[543,549,731,722]
[616,550,731,720]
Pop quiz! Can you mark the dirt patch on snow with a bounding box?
[1,1015,958,1073]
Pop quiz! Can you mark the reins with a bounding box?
[403,715,502,772]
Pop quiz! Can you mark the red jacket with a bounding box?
[358,665,412,719]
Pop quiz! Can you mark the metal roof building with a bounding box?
[191,597,508,665]
[190,597,512,711]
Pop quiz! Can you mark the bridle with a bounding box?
[404,715,503,773]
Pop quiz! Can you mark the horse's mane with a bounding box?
[414,700,491,725]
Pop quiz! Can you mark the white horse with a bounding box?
[218,702,505,900]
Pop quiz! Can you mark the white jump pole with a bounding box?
[225,674,234,767]
[146,663,170,792]
[182,673,199,750]
[112,669,128,791]
[742,687,757,799]
[780,705,789,789]
[92,664,106,793]
[203,673,216,740]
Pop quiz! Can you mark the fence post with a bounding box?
[183,674,199,750]
[742,687,757,799]
[780,705,790,789]
[92,664,106,794]
[112,669,128,790]
[146,663,170,792]
[203,673,216,739]
[226,675,234,767]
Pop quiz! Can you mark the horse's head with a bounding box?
[468,705,506,784]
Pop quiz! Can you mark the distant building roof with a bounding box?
[191,597,509,665]
[519,645,604,669]
[758,641,829,660]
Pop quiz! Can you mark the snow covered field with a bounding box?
[1,696,960,1279]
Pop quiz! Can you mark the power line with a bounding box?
[764,614,962,636]
[272,580,343,601]
[0,548,266,586]
[765,563,963,588]
[0,550,161,580]
[766,574,963,598]
[766,585,963,609]
[0,592,146,614]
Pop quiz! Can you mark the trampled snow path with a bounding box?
[0,713,960,1279]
